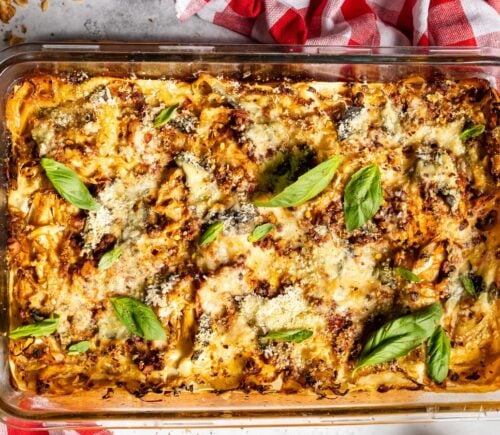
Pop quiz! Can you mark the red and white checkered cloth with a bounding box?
[176,0,500,46]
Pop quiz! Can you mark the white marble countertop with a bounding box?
[0,1,497,434]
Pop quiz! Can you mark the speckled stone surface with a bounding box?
[0,0,249,49]
[0,1,497,434]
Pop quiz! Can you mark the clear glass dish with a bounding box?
[0,43,498,430]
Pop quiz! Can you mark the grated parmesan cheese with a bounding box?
[240,286,325,332]
[83,175,158,252]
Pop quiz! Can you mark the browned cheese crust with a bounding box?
[5,73,499,396]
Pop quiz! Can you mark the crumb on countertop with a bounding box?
[3,30,24,45]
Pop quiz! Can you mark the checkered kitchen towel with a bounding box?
[176,0,500,46]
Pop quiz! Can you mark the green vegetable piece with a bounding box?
[98,247,123,270]
[356,303,443,371]
[257,150,315,196]
[343,164,383,232]
[110,296,167,341]
[260,329,313,344]
[254,155,341,208]
[248,223,275,242]
[153,103,179,128]
[459,275,476,297]
[67,340,91,355]
[41,158,100,211]
[426,326,450,383]
[459,124,485,142]
[9,315,60,339]
[199,221,224,246]
[395,266,421,283]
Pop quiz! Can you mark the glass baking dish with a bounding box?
[0,43,498,430]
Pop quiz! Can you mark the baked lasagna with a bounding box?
[5,73,499,397]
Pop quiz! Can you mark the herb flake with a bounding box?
[41,158,100,211]
[154,103,179,128]
[343,164,383,232]
[356,303,442,371]
[460,275,476,297]
[248,223,275,242]
[395,266,421,283]
[254,155,341,208]
[110,296,166,341]
[98,247,123,270]
[260,329,313,344]
[68,340,91,355]
[459,124,485,142]
[200,221,224,246]
[426,326,450,383]
[9,315,60,339]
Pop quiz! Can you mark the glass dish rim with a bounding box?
[0,42,498,428]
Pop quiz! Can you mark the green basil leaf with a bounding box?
[154,103,179,128]
[254,155,341,208]
[426,326,450,383]
[257,150,315,195]
[248,223,275,242]
[459,124,485,142]
[395,266,421,283]
[199,221,224,246]
[9,315,60,339]
[343,164,383,232]
[67,340,91,355]
[98,247,122,270]
[40,158,100,211]
[260,329,313,344]
[111,296,166,341]
[356,303,442,370]
[459,275,476,297]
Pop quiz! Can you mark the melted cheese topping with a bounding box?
[6,73,499,397]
